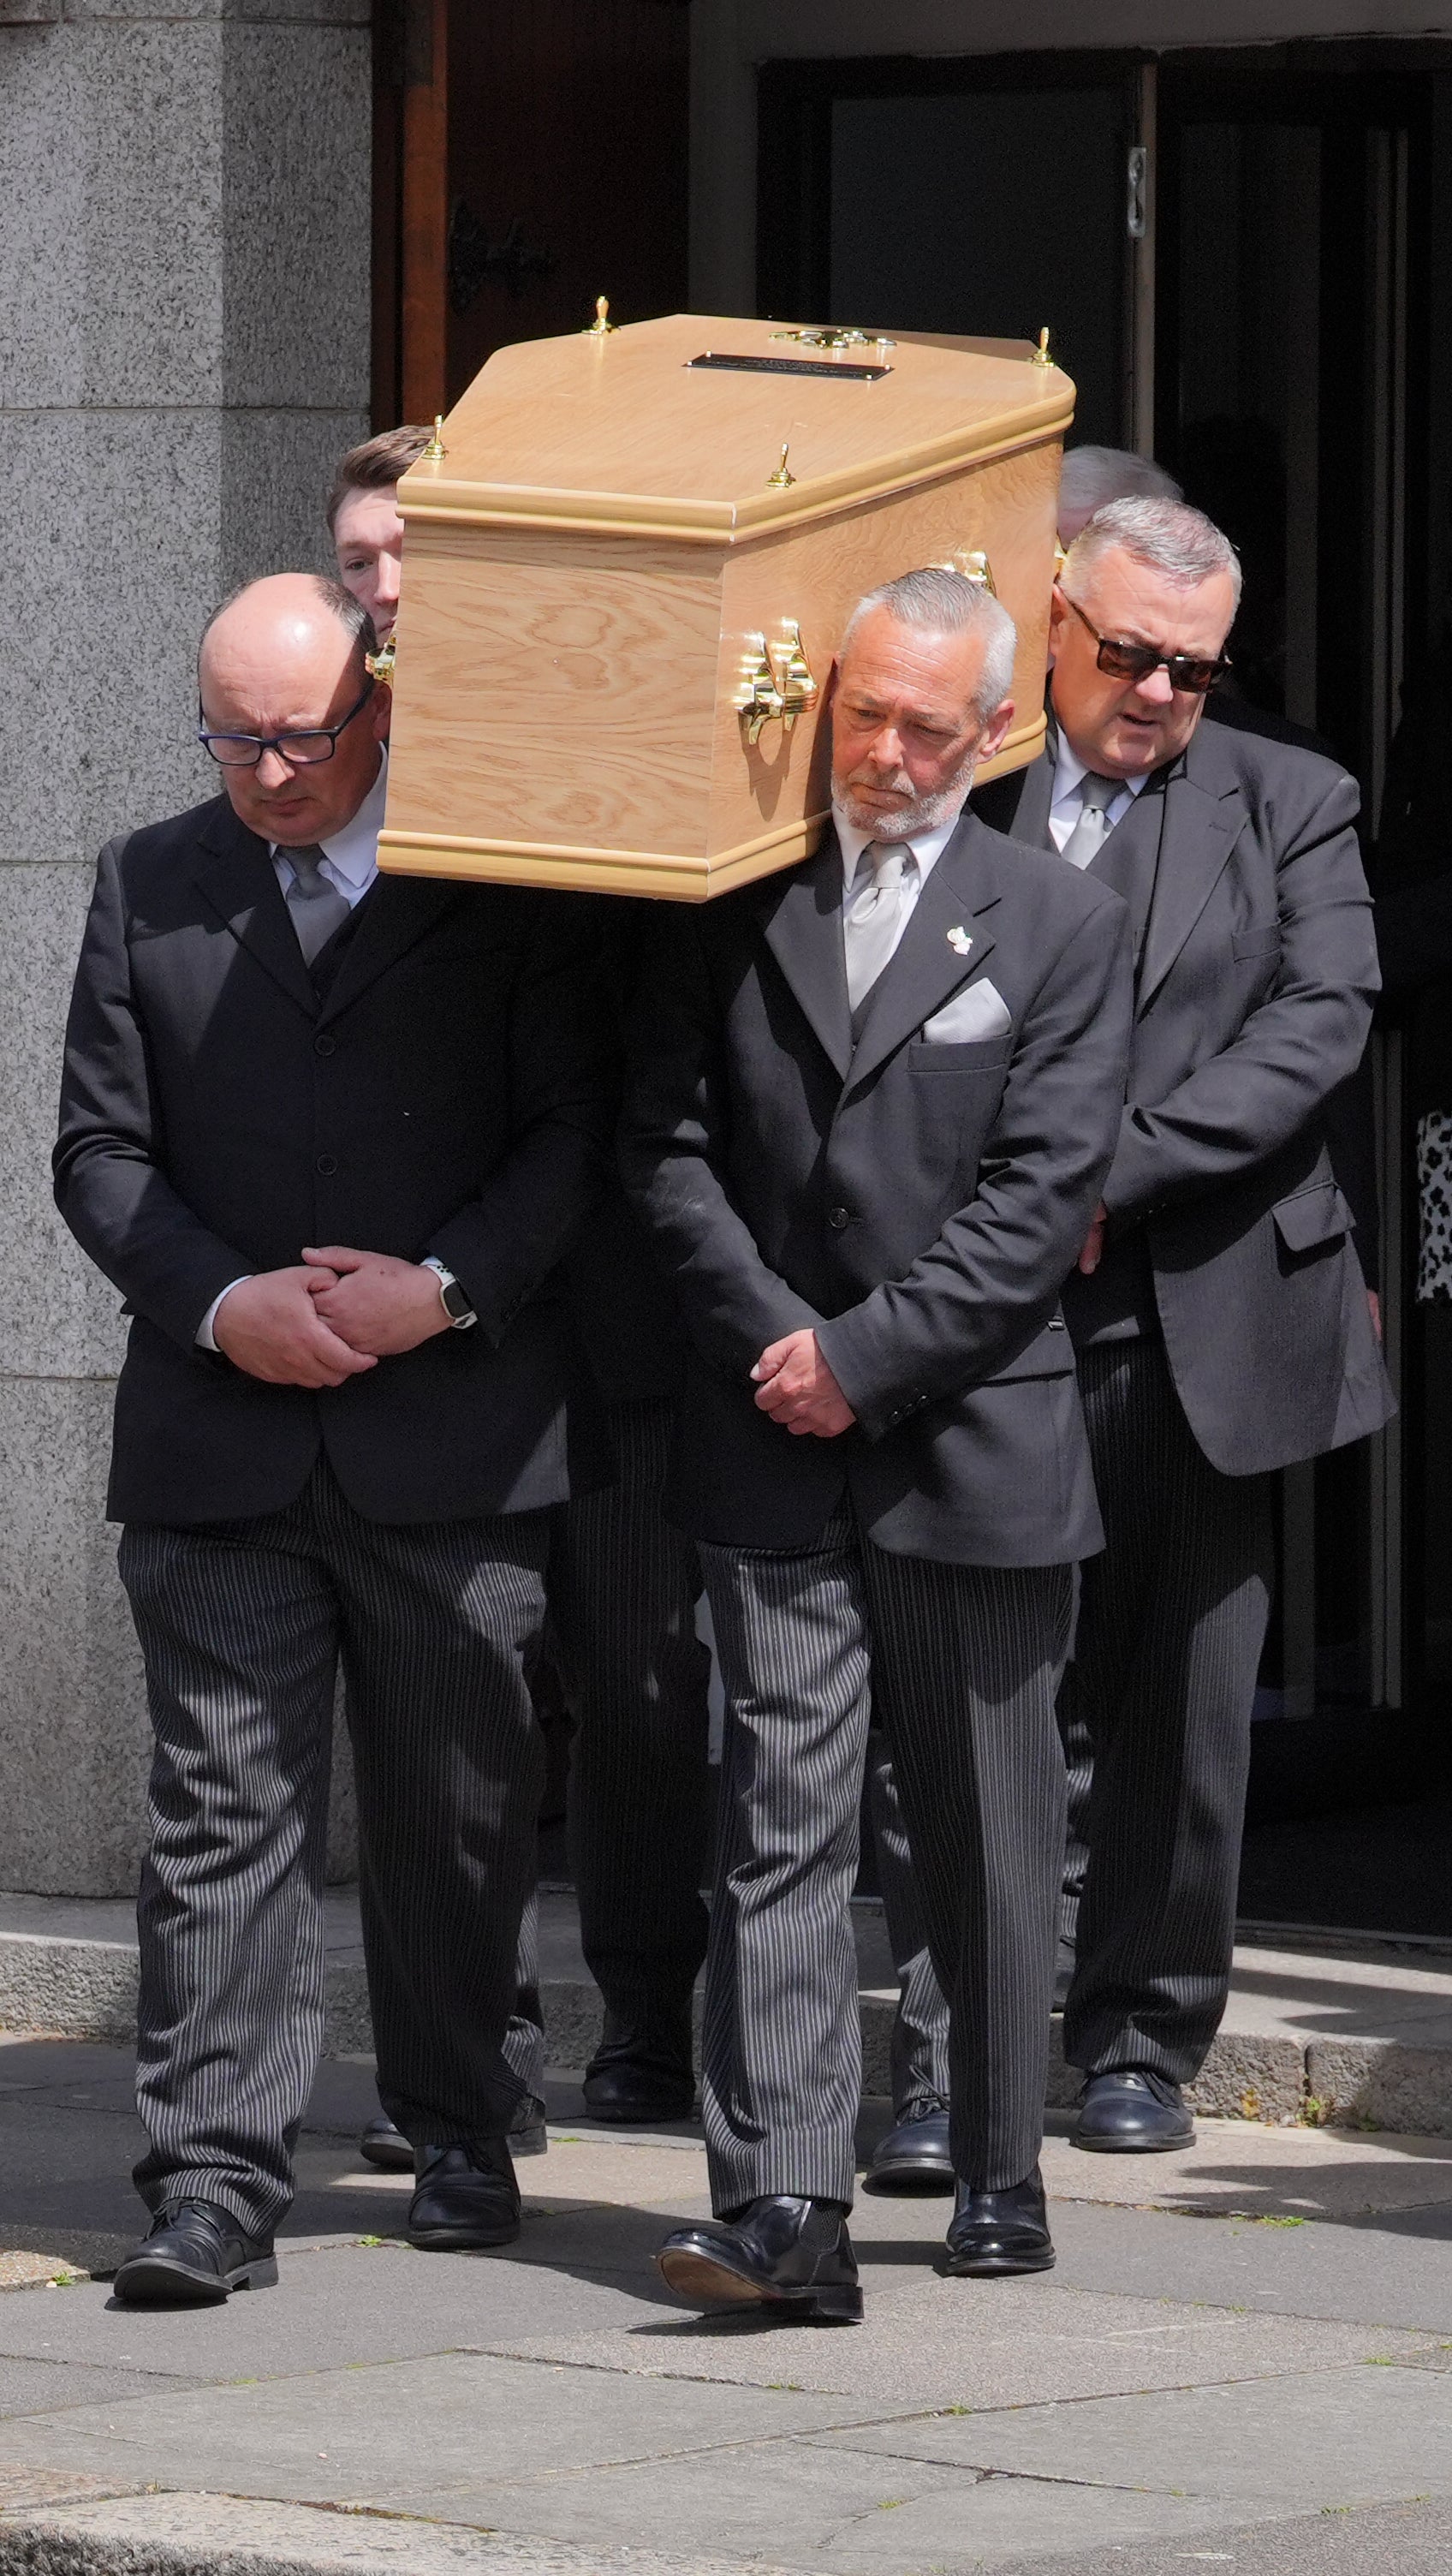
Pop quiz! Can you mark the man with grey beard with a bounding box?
[622,569,1132,2314]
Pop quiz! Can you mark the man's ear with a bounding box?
[1046,581,1070,670]
[372,680,393,742]
[978,696,1015,764]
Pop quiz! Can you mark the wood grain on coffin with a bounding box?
[379,313,1073,896]
[385,525,724,856]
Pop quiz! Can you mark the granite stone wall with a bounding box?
[0,0,371,1889]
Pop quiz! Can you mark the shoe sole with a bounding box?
[113,2252,277,2306]
[657,2245,862,2323]
[358,2139,415,2174]
[407,2218,521,2251]
[860,2160,955,2198]
[1071,2129,1195,2155]
[944,2245,1056,2278]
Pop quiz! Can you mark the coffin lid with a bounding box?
[396,313,1074,547]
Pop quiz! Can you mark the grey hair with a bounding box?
[1063,495,1243,611]
[1058,445,1181,541]
[198,575,377,677]
[842,565,1017,719]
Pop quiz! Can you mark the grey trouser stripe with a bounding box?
[121,1460,550,2235]
[1060,1338,1275,2084]
[699,1512,1071,2210]
[503,1398,711,2095]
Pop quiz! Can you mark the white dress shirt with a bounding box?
[198,750,389,1351]
[1047,737,1148,854]
[835,800,965,973]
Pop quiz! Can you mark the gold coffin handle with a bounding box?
[735,624,818,747]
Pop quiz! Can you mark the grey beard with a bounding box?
[836,748,980,840]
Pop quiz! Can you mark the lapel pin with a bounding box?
[946,926,973,956]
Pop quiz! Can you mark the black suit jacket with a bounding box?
[973,719,1392,1475]
[621,814,1133,1566]
[54,796,615,1527]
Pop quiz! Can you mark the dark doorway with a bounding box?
[757,54,1141,448]
[373,0,691,424]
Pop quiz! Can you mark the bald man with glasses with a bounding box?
[973,497,1390,2156]
[55,573,612,2303]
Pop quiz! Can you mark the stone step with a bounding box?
[1,1891,1449,2138]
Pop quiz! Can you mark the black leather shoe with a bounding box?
[944,2168,1055,2277]
[113,2200,277,2306]
[861,2100,953,2197]
[658,2195,861,2322]
[1072,2068,1195,2153]
[359,2114,414,2173]
[407,2138,521,2250]
[582,2018,695,2124]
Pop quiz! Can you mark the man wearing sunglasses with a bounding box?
[54,572,612,2302]
[973,496,1390,2156]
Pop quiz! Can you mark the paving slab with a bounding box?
[818,2361,1452,2510]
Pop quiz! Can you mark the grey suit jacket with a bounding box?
[620,812,1133,1566]
[973,719,1393,1476]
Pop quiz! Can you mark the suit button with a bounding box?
[316,1153,338,1176]
[828,1206,849,1231]
[313,1034,336,1058]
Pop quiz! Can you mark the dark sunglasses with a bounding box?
[1059,588,1231,696]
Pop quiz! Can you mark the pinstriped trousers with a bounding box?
[699,1511,1072,2210]
[1059,1339,1275,2085]
[119,1459,550,2236]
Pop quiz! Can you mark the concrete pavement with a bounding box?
[0,2039,1449,2570]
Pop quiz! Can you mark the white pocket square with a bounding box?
[921,978,1012,1044]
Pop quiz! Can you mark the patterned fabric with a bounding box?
[1058,1340,1275,2085]
[699,1512,1070,2209]
[121,1459,550,2236]
[1417,1110,1452,1301]
[502,1398,711,2098]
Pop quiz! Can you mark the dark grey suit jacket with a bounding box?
[620,812,1133,1567]
[973,719,1393,1476]
[54,795,615,1527]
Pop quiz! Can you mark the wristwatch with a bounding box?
[421,1255,478,1330]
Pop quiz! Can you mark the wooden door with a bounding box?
[374,0,690,428]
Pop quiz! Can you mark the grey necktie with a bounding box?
[283,844,352,963]
[842,840,912,1011]
[1059,771,1120,870]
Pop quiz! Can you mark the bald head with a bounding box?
[198,573,389,849]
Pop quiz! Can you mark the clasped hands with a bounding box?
[212,1246,451,1389]
[752,1329,855,1438]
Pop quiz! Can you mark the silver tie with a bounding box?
[842,840,912,1011]
[1059,771,1120,870]
[283,844,352,963]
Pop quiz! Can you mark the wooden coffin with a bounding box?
[379,313,1074,901]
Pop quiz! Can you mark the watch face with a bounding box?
[441,1278,473,1321]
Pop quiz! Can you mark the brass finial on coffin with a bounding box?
[767,443,795,488]
[420,415,446,459]
[1031,327,1054,368]
[585,296,616,337]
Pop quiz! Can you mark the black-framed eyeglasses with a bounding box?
[1059,589,1231,696]
[198,677,375,769]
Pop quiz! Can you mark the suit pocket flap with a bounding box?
[1272,1180,1352,1254]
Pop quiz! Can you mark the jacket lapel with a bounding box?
[192,802,318,1017]
[970,742,1055,850]
[1137,725,1249,1011]
[846,814,1002,1091]
[758,834,854,1082]
[316,872,467,1026]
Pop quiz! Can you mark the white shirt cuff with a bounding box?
[197,1277,253,1351]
